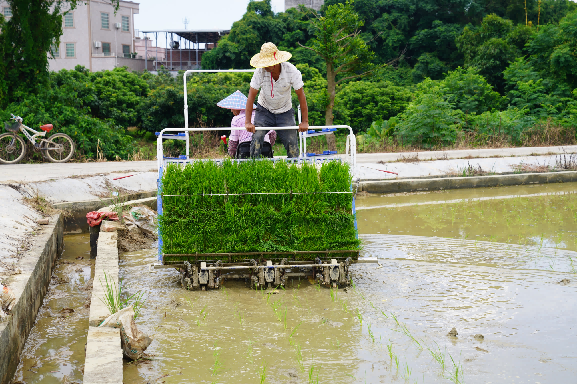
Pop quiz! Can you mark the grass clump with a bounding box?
[159,159,360,262]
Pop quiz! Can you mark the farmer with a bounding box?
[217,90,276,159]
[245,42,309,158]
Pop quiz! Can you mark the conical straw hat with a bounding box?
[250,42,292,68]
[217,90,256,110]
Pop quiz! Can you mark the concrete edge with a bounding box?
[0,214,63,384]
[53,190,156,212]
[83,327,123,384]
[84,231,123,384]
[359,171,577,194]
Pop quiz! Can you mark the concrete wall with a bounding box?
[0,214,63,384]
[285,0,324,11]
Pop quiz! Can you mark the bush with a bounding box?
[159,160,360,261]
[333,81,412,133]
[395,93,462,147]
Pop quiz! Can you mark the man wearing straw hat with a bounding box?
[217,90,277,159]
[245,42,309,158]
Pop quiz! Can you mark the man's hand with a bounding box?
[298,121,309,132]
[245,122,256,133]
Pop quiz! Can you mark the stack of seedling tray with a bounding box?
[159,159,360,264]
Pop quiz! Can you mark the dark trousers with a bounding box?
[250,104,299,158]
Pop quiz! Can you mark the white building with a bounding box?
[285,0,324,11]
[0,0,145,72]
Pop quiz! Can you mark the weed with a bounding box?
[99,271,145,318]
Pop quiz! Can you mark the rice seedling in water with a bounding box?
[259,361,268,384]
[427,342,446,373]
[404,362,412,382]
[308,362,320,384]
[289,321,302,343]
[448,353,463,384]
[99,271,145,318]
[387,342,394,360]
[367,324,375,342]
[246,340,255,365]
[330,287,338,302]
[355,308,363,326]
[294,343,305,372]
[210,343,222,376]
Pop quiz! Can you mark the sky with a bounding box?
[133,0,286,33]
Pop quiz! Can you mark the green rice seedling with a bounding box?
[259,361,267,384]
[341,299,350,313]
[387,342,394,360]
[355,308,363,326]
[99,271,145,318]
[283,308,288,330]
[295,343,305,372]
[404,362,412,382]
[246,340,255,365]
[368,324,375,342]
[160,160,360,262]
[427,343,445,373]
[308,362,320,384]
[211,343,222,376]
[330,287,338,302]
[394,355,399,374]
[289,321,302,341]
[390,312,400,326]
[447,353,463,384]
[379,309,388,319]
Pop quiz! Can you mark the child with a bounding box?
[217,90,276,159]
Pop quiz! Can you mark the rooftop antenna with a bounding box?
[183,17,189,30]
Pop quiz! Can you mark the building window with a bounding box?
[101,12,109,29]
[64,12,74,28]
[122,45,131,58]
[121,16,129,32]
[102,42,111,56]
[3,7,12,18]
[51,44,60,58]
[65,43,75,58]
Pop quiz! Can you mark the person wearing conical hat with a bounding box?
[245,42,309,158]
[217,90,276,159]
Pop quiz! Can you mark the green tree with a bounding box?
[439,67,504,114]
[300,0,374,128]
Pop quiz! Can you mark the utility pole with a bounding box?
[183,17,189,30]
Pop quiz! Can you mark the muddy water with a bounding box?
[122,182,577,383]
[12,234,93,384]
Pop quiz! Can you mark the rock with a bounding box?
[475,346,488,353]
[474,334,484,340]
[37,218,49,225]
[100,220,125,232]
[558,278,570,285]
[447,327,458,337]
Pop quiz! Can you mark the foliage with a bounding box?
[333,81,411,133]
[159,160,360,260]
[439,67,504,114]
[302,0,375,125]
[395,92,463,148]
[367,117,399,140]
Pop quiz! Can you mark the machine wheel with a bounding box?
[0,133,26,164]
[43,133,75,163]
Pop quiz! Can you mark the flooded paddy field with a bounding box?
[10,182,577,383]
[121,182,577,384]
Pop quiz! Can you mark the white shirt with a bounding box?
[250,62,304,114]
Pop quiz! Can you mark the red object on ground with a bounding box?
[86,211,119,227]
[220,135,227,145]
[376,169,399,175]
[40,124,53,132]
[112,174,135,180]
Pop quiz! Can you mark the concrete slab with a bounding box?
[89,232,119,327]
[83,326,123,384]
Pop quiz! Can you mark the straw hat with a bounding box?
[217,90,256,110]
[250,42,292,68]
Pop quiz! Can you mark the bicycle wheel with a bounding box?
[43,133,75,163]
[0,133,26,164]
